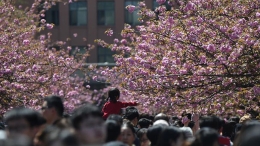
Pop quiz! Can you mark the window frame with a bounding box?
[45,3,60,26]
[97,46,115,63]
[124,0,141,26]
[97,1,115,26]
[69,1,88,26]
[69,46,88,62]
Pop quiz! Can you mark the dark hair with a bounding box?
[4,107,46,127]
[230,116,240,124]
[188,121,195,129]
[154,113,169,123]
[199,115,222,131]
[172,116,179,121]
[173,119,183,127]
[107,114,123,126]
[237,125,260,146]
[156,127,183,146]
[222,121,236,141]
[137,128,148,140]
[108,88,120,103]
[181,112,192,119]
[71,103,102,129]
[122,122,136,134]
[44,95,64,117]
[147,125,165,146]
[138,118,152,129]
[190,127,219,146]
[139,113,154,121]
[234,120,260,146]
[0,122,5,130]
[105,120,121,142]
[124,106,139,121]
[181,113,192,120]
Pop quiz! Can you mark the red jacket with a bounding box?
[218,136,231,146]
[102,101,137,119]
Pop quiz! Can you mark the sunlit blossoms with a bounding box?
[0,0,95,114]
[96,0,260,117]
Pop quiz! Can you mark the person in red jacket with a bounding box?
[102,88,138,120]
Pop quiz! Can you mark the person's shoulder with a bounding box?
[104,101,112,105]
[218,136,231,146]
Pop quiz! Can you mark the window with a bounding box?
[125,0,141,25]
[70,46,88,62]
[97,1,115,25]
[69,1,87,26]
[153,0,171,11]
[45,3,59,25]
[97,47,115,63]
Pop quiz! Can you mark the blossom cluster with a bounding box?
[0,0,96,114]
[96,0,260,116]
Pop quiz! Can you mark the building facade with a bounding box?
[42,0,158,64]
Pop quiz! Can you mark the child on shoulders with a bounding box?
[102,88,138,120]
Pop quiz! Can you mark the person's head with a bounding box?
[137,128,150,146]
[181,113,191,126]
[154,113,169,123]
[105,120,121,142]
[172,116,179,121]
[139,114,154,122]
[230,116,240,124]
[233,120,260,146]
[235,124,260,146]
[156,127,184,146]
[107,114,123,126]
[42,95,64,124]
[199,116,222,132]
[173,119,183,127]
[222,121,236,141]
[190,127,219,146]
[108,88,120,103]
[120,122,136,146]
[138,118,152,129]
[124,106,139,126]
[179,127,193,140]
[71,103,106,145]
[147,125,165,146]
[153,119,169,126]
[4,108,46,140]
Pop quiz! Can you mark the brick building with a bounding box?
[40,0,159,64]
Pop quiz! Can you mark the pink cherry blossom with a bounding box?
[46,23,53,29]
[156,0,166,5]
[95,0,260,116]
[23,40,30,45]
[126,5,135,13]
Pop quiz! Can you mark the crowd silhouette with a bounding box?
[0,88,259,146]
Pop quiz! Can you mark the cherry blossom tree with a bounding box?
[0,0,96,114]
[97,0,260,117]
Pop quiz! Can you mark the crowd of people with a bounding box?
[0,88,259,146]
